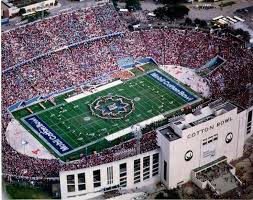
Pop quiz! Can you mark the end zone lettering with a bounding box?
[25,116,72,154]
[148,71,197,102]
[187,117,232,139]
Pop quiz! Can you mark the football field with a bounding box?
[15,69,200,158]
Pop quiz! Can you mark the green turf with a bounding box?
[13,69,200,159]
[5,184,52,199]
[130,62,157,76]
[35,75,185,148]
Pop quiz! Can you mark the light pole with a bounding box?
[132,124,142,154]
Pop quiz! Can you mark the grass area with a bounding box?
[130,62,157,76]
[219,1,235,7]
[155,189,180,199]
[12,69,200,160]
[130,68,143,76]
[6,184,52,199]
[36,75,185,149]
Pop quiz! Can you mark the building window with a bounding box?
[67,185,75,193]
[248,110,252,122]
[247,110,252,134]
[107,166,113,185]
[134,159,141,184]
[247,126,251,134]
[93,170,101,188]
[164,161,167,181]
[152,153,159,176]
[213,134,218,141]
[67,175,74,184]
[143,156,150,181]
[78,173,86,191]
[208,136,213,143]
[119,163,127,187]
[67,175,75,192]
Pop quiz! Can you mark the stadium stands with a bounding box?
[1,4,125,70]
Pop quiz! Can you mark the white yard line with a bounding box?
[105,114,164,141]
[65,80,123,103]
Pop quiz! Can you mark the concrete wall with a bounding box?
[60,150,160,199]
[158,107,248,189]
[23,0,56,14]
[59,105,253,198]
[6,0,56,17]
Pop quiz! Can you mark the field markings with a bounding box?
[35,72,193,152]
[40,111,79,148]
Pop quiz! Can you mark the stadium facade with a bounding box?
[60,101,253,199]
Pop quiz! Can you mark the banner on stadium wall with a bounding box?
[24,115,73,155]
[148,71,197,103]
[1,18,9,25]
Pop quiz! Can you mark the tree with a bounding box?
[168,5,189,19]
[19,8,26,15]
[153,7,167,19]
[235,28,250,42]
[155,189,180,199]
[125,0,141,11]
[194,18,201,25]
[198,19,207,27]
[184,17,192,25]
[154,5,189,20]
[112,0,118,9]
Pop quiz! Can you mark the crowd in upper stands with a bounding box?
[2,4,126,70]
[2,3,253,180]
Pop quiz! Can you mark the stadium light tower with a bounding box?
[132,124,142,155]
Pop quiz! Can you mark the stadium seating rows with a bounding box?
[2,4,126,70]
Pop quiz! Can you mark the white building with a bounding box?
[60,150,160,199]
[60,101,253,199]
[1,0,57,17]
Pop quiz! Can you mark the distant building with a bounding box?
[1,1,11,18]
[94,0,109,5]
[1,0,57,17]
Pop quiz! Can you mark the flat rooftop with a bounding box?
[157,124,181,142]
[8,0,47,8]
[173,101,237,131]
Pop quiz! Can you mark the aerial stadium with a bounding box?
[2,3,253,199]
[12,66,200,159]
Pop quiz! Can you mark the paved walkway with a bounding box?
[160,65,210,98]
[188,0,253,20]
[211,173,239,194]
[6,119,55,159]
